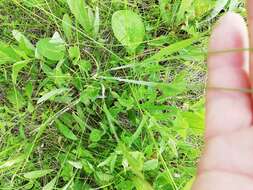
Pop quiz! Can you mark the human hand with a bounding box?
[192,2,253,189]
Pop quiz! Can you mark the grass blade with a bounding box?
[24,169,53,179]
[37,88,69,104]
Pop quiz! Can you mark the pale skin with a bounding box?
[192,1,253,189]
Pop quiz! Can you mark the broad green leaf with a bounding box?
[12,60,30,85]
[36,36,65,61]
[37,88,69,104]
[62,14,73,41]
[89,129,103,142]
[12,30,35,53]
[0,42,21,64]
[182,111,204,135]
[24,169,53,179]
[42,177,57,190]
[112,10,145,53]
[67,0,94,36]
[143,159,159,171]
[56,120,78,141]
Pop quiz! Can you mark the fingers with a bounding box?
[247,0,253,84]
[192,12,253,190]
[193,170,253,190]
[206,12,252,139]
[199,128,253,180]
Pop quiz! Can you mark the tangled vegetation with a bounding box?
[0,0,244,189]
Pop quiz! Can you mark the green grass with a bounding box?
[0,0,245,189]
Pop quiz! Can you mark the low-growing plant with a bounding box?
[0,0,243,189]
